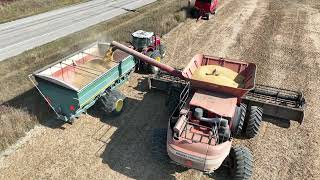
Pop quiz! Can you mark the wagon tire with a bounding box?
[151,128,169,162]
[229,146,253,180]
[244,106,263,138]
[98,90,126,116]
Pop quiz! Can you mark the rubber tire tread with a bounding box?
[232,103,247,137]
[98,90,125,116]
[245,106,263,138]
[147,50,161,74]
[230,146,253,180]
[166,87,181,115]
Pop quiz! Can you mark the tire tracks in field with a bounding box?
[233,0,320,179]
[163,0,255,68]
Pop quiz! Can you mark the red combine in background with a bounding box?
[189,0,218,20]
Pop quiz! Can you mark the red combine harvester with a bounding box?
[189,0,218,20]
[110,41,305,179]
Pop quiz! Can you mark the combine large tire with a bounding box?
[166,87,182,116]
[229,146,253,180]
[97,90,125,116]
[151,128,169,162]
[231,103,247,137]
[147,51,161,74]
[244,106,263,138]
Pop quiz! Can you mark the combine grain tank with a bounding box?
[29,42,136,122]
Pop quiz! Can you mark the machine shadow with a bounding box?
[3,87,66,129]
[88,77,231,180]
[88,90,184,179]
[263,117,291,128]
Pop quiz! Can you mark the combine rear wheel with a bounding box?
[244,106,263,138]
[166,87,182,116]
[229,146,253,180]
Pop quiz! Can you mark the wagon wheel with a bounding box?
[97,90,126,116]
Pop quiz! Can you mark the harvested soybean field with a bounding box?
[0,0,320,179]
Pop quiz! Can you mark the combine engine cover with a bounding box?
[167,89,235,172]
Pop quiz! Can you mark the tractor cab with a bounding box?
[131,30,165,73]
[131,30,161,52]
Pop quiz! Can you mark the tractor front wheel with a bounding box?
[229,146,253,180]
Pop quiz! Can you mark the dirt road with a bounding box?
[1,0,320,179]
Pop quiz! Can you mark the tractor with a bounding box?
[110,41,305,179]
[130,30,165,74]
[189,0,218,20]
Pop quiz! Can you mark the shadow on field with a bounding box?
[87,78,183,179]
[263,117,291,128]
[3,87,67,129]
[87,78,230,180]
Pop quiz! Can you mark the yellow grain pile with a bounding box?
[192,65,245,88]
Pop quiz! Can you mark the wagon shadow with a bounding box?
[3,87,66,129]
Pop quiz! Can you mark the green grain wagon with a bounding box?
[29,42,136,123]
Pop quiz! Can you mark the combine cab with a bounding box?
[189,0,218,20]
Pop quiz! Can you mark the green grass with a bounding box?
[0,0,188,151]
[0,0,89,23]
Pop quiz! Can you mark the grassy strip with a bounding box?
[0,0,187,151]
[0,0,89,23]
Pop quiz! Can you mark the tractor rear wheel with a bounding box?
[159,44,166,58]
[97,90,126,116]
[151,128,169,162]
[147,51,161,74]
[231,103,247,137]
[229,146,253,180]
[244,106,263,138]
[205,13,210,20]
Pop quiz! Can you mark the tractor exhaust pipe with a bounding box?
[111,41,184,78]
